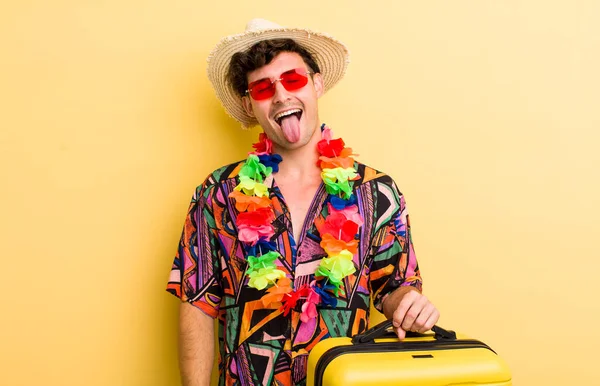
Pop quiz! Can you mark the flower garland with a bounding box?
[230,126,363,322]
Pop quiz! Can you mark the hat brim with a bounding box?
[207,28,349,129]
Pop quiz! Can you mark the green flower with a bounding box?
[323,179,353,198]
[239,154,272,182]
[321,167,358,199]
[314,266,344,296]
[246,251,280,275]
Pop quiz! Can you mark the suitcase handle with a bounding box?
[352,319,457,344]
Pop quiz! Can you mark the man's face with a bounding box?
[242,52,324,151]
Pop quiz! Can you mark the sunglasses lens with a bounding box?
[248,79,275,100]
[247,69,310,100]
[280,69,309,91]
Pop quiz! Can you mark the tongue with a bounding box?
[280,114,301,143]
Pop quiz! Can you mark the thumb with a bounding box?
[394,326,406,340]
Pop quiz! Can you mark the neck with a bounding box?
[272,126,322,180]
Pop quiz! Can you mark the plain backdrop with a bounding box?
[1,1,599,385]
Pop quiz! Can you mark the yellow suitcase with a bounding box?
[306,320,512,386]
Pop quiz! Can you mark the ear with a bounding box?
[313,73,324,98]
[241,95,255,117]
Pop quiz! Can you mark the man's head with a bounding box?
[227,39,324,149]
[206,18,349,129]
[226,39,320,98]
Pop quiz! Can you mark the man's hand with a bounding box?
[382,286,440,340]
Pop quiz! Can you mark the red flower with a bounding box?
[317,138,346,158]
[315,211,359,242]
[236,207,275,227]
[280,285,309,316]
[251,133,273,155]
[236,207,276,245]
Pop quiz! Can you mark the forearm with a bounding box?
[382,285,420,320]
[179,302,215,386]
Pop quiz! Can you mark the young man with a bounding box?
[167,19,440,386]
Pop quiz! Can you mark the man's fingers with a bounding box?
[394,326,406,340]
[414,303,438,333]
[392,291,417,328]
[400,294,429,331]
[390,291,439,338]
[413,303,435,332]
[419,308,440,334]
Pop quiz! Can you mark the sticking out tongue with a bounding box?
[280,114,301,143]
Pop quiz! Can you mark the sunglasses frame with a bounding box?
[245,68,313,100]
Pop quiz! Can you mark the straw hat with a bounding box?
[207,18,350,129]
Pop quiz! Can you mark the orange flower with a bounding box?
[318,155,355,169]
[320,233,359,256]
[229,190,272,212]
[261,277,292,307]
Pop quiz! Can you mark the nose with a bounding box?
[271,79,291,104]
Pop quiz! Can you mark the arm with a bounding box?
[179,302,215,386]
[369,178,439,339]
[168,182,222,384]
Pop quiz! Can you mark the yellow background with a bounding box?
[1,1,599,385]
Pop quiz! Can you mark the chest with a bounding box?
[275,178,322,243]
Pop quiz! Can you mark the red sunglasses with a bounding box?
[246,68,312,100]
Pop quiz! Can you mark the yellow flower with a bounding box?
[234,175,269,197]
[321,167,358,184]
[319,250,356,281]
[248,267,286,290]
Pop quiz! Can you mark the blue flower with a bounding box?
[247,240,277,257]
[328,194,357,210]
[258,154,283,173]
[313,281,338,308]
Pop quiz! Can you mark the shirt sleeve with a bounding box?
[166,180,222,318]
[369,178,423,314]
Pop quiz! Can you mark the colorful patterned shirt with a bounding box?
[166,160,422,386]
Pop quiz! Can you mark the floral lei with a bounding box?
[229,125,363,323]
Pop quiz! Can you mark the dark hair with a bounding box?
[226,38,321,97]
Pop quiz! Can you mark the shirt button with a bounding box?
[298,251,302,257]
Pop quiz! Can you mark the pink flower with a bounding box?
[328,203,364,227]
[322,127,333,141]
[300,288,321,323]
[238,224,275,245]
